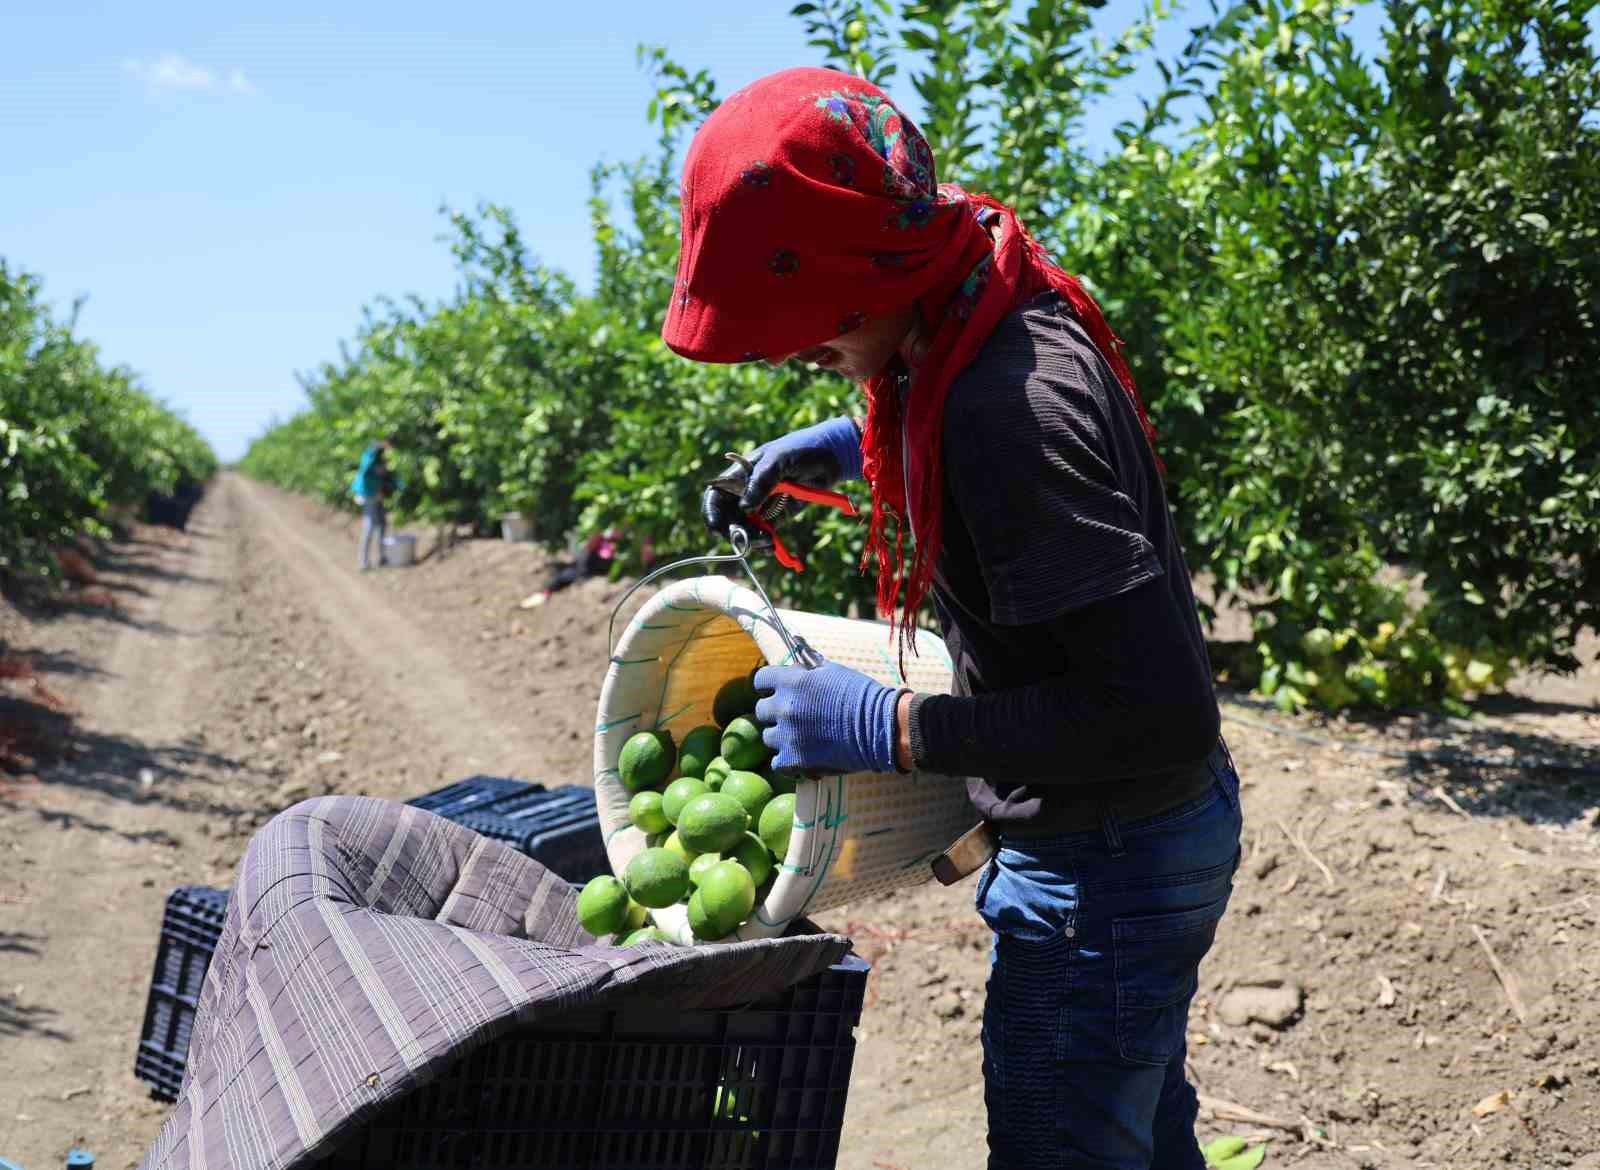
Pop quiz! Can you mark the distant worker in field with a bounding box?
[665,67,1240,1170]
[350,436,399,571]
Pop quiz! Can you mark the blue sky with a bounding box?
[4,2,1375,462]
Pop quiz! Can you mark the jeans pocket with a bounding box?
[1112,895,1229,1065]
[975,849,1077,944]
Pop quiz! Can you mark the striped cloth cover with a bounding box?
[137,796,849,1170]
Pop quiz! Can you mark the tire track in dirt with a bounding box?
[227,474,553,781]
[0,490,237,1168]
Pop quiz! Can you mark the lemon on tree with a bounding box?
[629,790,670,835]
[624,847,691,908]
[721,716,770,771]
[661,776,710,825]
[678,792,749,854]
[619,729,676,793]
[576,876,631,937]
[758,792,796,861]
[677,725,722,779]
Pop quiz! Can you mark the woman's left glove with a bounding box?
[754,660,903,775]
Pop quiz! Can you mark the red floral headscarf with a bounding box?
[664,67,1159,649]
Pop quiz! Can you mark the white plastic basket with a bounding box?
[594,572,976,945]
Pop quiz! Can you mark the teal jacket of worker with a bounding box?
[350,445,401,500]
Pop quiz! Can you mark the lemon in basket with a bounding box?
[624,847,691,909]
[677,725,723,779]
[720,717,770,771]
[619,729,676,792]
[678,792,749,855]
[688,851,722,888]
[661,777,710,826]
[628,790,670,835]
[698,860,757,937]
[758,793,796,862]
[713,675,758,728]
[576,876,631,937]
[721,770,773,825]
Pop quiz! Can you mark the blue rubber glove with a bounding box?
[702,416,863,541]
[754,660,903,775]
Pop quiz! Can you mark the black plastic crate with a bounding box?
[135,885,229,1101]
[322,954,869,1170]
[452,788,607,884]
[406,775,544,819]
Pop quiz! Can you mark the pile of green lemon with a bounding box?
[577,669,799,945]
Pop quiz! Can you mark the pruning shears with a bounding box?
[707,452,860,573]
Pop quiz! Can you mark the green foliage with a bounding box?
[243,0,1598,710]
[0,261,216,578]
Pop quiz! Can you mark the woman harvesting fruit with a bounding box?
[662,67,1243,1170]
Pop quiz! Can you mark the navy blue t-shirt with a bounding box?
[906,294,1220,834]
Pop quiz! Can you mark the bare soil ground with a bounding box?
[2,473,1596,1170]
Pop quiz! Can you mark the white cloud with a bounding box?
[123,53,257,96]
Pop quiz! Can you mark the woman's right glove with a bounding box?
[701,415,863,542]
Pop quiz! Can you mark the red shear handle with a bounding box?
[743,481,859,573]
[744,510,806,572]
[771,480,860,517]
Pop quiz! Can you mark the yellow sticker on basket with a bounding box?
[832,836,859,881]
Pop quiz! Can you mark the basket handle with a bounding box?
[606,526,817,667]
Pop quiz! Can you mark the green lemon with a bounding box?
[622,926,674,946]
[629,790,670,835]
[677,792,750,855]
[677,725,722,779]
[663,830,697,863]
[623,847,691,909]
[698,859,757,936]
[721,770,773,826]
[768,767,800,796]
[686,890,723,942]
[619,729,676,793]
[688,851,723,888]
[732,831,774,888]
[662,777,710,825]
[721,716,770,771]
[576,876,631,937]
[758,792,796,862]
[713,674,758,728]
[703,756,733,791]
[623,898,649,933]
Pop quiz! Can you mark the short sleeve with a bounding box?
[942,315,1162,626]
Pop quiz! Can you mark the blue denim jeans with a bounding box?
[358,496,387,569]
[977,750,1243,1169]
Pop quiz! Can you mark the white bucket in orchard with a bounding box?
[382,533,416,567]
[595,572,976,945]
[501,512,535,543]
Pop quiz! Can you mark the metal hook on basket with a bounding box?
[607,524,815,666]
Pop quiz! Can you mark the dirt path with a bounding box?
[0,474,571,1169]
[227,475,553,781]
[2,474,1596,1170]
